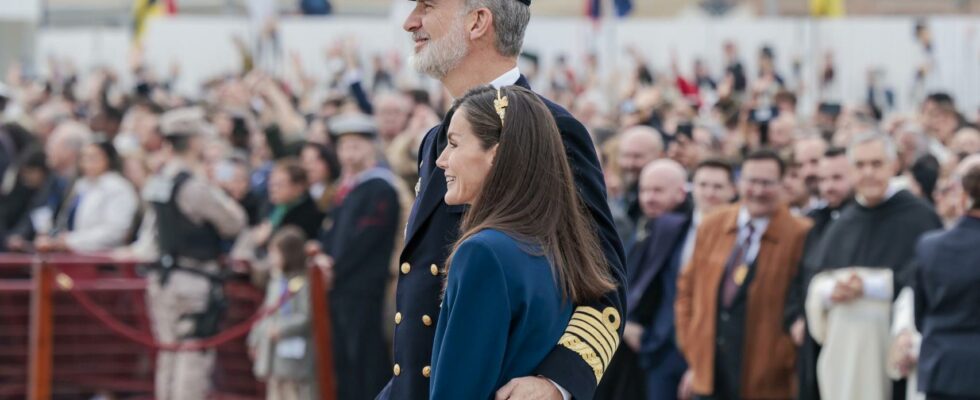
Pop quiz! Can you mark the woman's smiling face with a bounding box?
[436,107,497,206]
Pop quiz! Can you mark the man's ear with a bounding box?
[467,7,494,43]
[889,158,901,176]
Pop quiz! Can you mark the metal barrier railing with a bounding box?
[0,254,336,400]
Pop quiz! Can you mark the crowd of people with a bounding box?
[1,4,979,399]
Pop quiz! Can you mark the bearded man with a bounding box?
[376,1,628,400]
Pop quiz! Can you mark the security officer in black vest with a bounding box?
[142,107,247,400]
[378,0,627,399]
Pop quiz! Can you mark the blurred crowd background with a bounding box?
[0,0,979,399]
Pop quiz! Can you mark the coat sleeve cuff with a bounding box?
[535,346,598,400]
[543,378,571,400]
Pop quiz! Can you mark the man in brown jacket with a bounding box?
[676,149,812,400]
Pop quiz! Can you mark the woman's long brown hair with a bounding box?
[446,85,615,303]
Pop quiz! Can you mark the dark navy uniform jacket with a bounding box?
[914,216,980,398]
[429,229,573,399]
[379,76,627,400]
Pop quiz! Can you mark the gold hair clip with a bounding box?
[493,88,508,124]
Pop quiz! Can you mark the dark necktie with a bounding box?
[65,194,82,232]
[721,223,755,308]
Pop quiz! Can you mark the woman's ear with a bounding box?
[487,143,499,166]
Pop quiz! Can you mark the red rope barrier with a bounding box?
[50,266,299,352]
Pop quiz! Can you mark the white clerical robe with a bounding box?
[806,267,893,400]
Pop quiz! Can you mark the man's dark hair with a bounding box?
[165,135,192,154]
[760,45,775,60]
[914,19,927,36]
[274,158,309,186]
[824,147,847,158]
[406,89,431,108]
[744,148,786,177]
[774,90,797,109]
[694,158,735,183]
[926,92,955,108]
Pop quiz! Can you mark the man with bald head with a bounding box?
[638,159,688,222]
[5,120,92,251]
[618,126,665,190]
[614,157,692,400]
[614,125,665,239]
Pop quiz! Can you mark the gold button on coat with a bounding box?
[430,264,439,276]
[393,364,401,376]
[400,263,411,274]
[422,315,432,326]
[395,312,402,324]
[422,366,431,378]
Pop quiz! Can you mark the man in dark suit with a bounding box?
[5,121,88,251]
[621,211,690,400]
[914,156,980,400]
[321,113,403,400]
[600,159,689,400]
[783,147,852,400]
[379,1,626,399]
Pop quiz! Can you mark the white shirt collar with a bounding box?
[855,180,901,207]
[737,206,771,233]
[489,66,521,89]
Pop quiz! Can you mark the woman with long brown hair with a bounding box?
[429,85,616,399]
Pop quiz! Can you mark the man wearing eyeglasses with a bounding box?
[675,149,812,400]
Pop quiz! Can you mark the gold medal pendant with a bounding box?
[733,264,749,286]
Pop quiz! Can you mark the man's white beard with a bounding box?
[411,19,469,79]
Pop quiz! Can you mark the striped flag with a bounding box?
[586,0,634,20]
[586,0,601,20]
[133,0,176,42]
